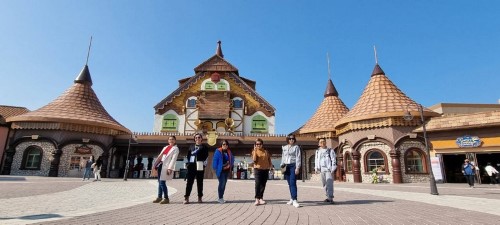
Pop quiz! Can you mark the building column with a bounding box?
[101,151,109,178]
[337,153,344,181]
[352,151,362,183]
[390,149,402,183]
[48,149,62,177]
[1,147,15,175]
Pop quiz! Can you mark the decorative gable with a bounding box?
[194,55,238,73]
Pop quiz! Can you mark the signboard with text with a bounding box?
[456,135,481,148]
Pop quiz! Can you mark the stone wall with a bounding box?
[58,144,104,177]
[358,141,393,183]
[399,140,431,183]
[11,141,55,176]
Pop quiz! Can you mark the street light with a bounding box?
[403,103,439,195]
[123,134,137,181]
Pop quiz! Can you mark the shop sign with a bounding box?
[456,135,481,148]
[75,145,92,154]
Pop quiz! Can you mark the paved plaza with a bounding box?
[1,176,500,225]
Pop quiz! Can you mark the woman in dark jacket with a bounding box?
[212,140,234,204]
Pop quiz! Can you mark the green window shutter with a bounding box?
[162,114,178,131]
[251,115,268,133]
[205,82,215,90]
[217,82,227,90]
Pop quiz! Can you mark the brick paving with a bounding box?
[1,175,499,225]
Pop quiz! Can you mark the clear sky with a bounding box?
[1,1,499,134]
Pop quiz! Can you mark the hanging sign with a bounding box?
[456,135,481,148]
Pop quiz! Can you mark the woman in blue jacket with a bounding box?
[212,140,234,204]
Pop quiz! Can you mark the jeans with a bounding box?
[320,169,334,198]
[217,170,229,199]
[284,163,298,200]
[82,168,92,180]
[185,163,204,198]
[157,164,168,198]
[254,169,269,199]
[465,174,475,187]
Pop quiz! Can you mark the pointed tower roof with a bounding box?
[335,63,439,129]
[216,40,224,58]
[299,79,349,134]
[194,41,238,74]
[8,65,131,135]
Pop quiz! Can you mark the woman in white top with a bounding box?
[152,136,180,204]
[280,134,301,208]
[484,162,499,185]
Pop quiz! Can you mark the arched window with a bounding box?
[186,98,196,108]
[405,148,426,173]
[162,114,178,131]
[205,81,215,90]
[344,152,353,172]
[366,150,386,173]
[251,115,268,133]
[232,99,243,109]
[21,146,43,170]
[217,82,227,90]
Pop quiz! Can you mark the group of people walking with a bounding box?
[463,159,499,187]
[150,134,337,207]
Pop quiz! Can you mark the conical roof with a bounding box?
[335,64,439,128]
[299,79,349,134]
[8,65,130,135]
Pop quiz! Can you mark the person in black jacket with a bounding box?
[184,133,209,204]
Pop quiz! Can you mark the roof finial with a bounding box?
[327,52,331,80]
[86,36,93,65]
[216,40,224,58]
[373,45,378,64]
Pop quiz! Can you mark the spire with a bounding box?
[74,65,93,85]
[371,46,385,76]
[216,40,224,58]
[324,79,339,97]
[75,37,94,85]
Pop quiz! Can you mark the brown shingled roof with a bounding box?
[300,79,348,134]
[0,105,30,119]
[7,66,130,135]
[415,110,500,132]
[335,64,439,128]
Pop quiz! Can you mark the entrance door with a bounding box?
[67,155,91,177]
[475,152,500,184]
[442,154,467,183]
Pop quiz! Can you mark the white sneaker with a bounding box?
[217,198,225,204]
[286,199,293,205]
[292,200,300,208]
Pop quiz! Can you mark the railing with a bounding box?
[131,131,317,138]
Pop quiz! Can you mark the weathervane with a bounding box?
[327,52,331,80]
[373,45,378,64]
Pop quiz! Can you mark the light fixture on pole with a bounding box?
[123,134,137,181]
[403,103,439,195]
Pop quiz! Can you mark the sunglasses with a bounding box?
[222,143,228,146]
[255,143,262,146]
[195,137,202,139]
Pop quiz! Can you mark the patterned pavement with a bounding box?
[1,176,499,225]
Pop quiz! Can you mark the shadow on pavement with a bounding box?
[0,177,27,181]
[299,199,393,207]
[0,213,62,221]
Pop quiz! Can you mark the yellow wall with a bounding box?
[431,137,500,153]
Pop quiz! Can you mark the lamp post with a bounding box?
[404,103,439,195]
[123,135,137,181]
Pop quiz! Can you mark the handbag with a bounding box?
[281,165,287,173]
[196,161,204,171]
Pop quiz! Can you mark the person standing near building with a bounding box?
[93,156,103,182]
[314,138,337,204]
[82,155,94,181]
[280,134,301,208]
[184,133,209,204]
[252,138,272,206]
[462,159,476,188]
[212,140,234,204]
[152,135,179,204]
[484,162,499,185]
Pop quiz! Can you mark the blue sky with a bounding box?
[1,1,499,134]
